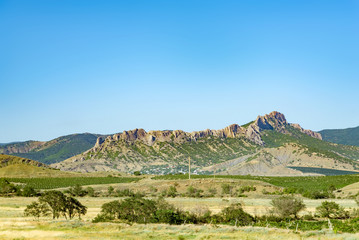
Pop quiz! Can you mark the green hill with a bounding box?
[0,133,106,164]
[320,126,359,147]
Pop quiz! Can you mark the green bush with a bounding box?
[271,196,305,218]
[218,203,253,226]
[316,201,349,219]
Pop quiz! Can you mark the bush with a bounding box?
[133,171,141,176]
[271,196,305,218]
[66,184,87,197]
[219,203,253,226]
[186,186,203,198]
[316,201,349,219]
[221,184,233,195]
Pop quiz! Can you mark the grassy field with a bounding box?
[4,177,139,189]
[0,197,359,239]
[153,174,359,192]
[3,221,359,240]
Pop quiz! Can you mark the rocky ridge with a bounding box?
[93,111,321,150]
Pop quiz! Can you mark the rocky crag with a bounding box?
[51,111,359,175]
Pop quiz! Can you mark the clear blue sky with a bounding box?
[1,0,359,142]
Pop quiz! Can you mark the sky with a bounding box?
[1,0,359,143]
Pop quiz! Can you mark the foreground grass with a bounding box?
[1,220,359,240]
[153,174,359,192]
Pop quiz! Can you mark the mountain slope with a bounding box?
[0,133,106,164]
[53,111,359,175]
[320,126,359,147]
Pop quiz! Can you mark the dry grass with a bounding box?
[2,220,359,240]
[1,196,359,239]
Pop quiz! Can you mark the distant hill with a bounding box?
[0,154,48,168]
[320,126,359,147]
[0,154,95,178]
[0,133,107,164]
[53,111,359,176]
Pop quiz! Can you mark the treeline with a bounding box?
[92,195,359,233]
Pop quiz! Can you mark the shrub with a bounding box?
[107,186,114,196]
[316,201,349,219]
[219,203,253,226]
[221,184,233,195]
[133,171,141,176]
[167,186,177,198]
[86,187,95,197]
[271,196,305,218]
[186,186,203,198]
[66,184,86,197]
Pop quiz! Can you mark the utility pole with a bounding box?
[188,157,191,180]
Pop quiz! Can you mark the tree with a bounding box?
[24,201,50,220]
[316,201,348,219]
[271,196,305,218]
[22,185,38,197]
[133,171,141,176]
[68,184,86,197]
[65,196,87,219]
[39,191,67,219]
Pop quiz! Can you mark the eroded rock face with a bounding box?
[291,123,322,140]
[89,111,322,149]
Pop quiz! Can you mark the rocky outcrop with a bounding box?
[290,123,322,140]
[80,111,323,152]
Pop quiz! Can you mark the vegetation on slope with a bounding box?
[320,126,359,147]
[0,154,47,168]
[3,133,103,164]
[261,126,359,165]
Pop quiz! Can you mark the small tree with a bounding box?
[22,185,38,197]
[316,201,348,219]
[133,171,141,176]
[24,201,50,220]
[68,184,86,197]
[271,196,305,218]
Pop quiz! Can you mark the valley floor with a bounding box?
[1,197,359,239]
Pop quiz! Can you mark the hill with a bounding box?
[0,154,73,178]
[320,126,359,147]
[52,111,359,176]
[0,133,107,164]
